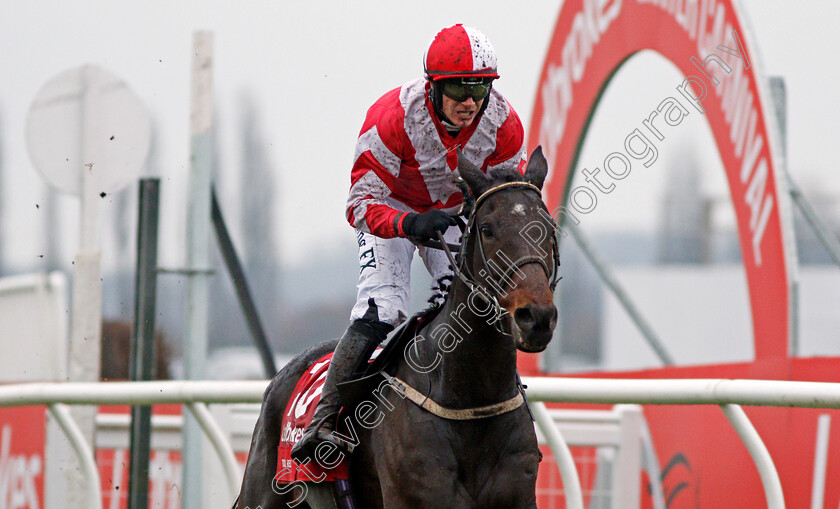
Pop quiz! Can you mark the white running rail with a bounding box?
[524,376,840,509]
[3,377,840,508]
[0,380,267,509]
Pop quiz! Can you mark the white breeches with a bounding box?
[350,226,461,326]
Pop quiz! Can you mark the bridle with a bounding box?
[469,181,561,291]
[388,179,561,421]
[432,180,561,322]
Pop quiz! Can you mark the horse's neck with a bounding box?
[409,278,519,408]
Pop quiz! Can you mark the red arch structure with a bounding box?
[527,0,793,365]
[523,1,840,507]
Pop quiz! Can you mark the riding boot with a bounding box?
[290,315,392,463]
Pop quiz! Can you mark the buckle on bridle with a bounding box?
[381,371,407,398]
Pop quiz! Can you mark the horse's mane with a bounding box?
[486,166,527,185]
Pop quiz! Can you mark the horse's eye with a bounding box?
[479,224,494,238]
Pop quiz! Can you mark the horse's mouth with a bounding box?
[509,304,556,353]
[511,321,552,353]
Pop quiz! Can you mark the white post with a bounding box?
[531,402,584,509]
[720,404,785,509]
[810,414,831,509]
[49,404,103,509]
[612,405,642,509]
[25,62,149,509]
[67,65,103,509]
[183,30,214,509]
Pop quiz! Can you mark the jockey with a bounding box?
[291,24,526,462]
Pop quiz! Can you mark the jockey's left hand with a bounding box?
[403,210,457,240]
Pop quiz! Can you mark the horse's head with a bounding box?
[457,147,559,353]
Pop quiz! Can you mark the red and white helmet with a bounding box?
[424,24,499,81]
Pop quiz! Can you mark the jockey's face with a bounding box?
[441,94,484,128]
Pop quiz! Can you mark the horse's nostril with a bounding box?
[515,305,557,332]
[514,307,536,330]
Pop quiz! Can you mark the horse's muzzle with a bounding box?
[512,304,557,352]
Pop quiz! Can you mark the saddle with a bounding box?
[336,304,443,408]
[274,305,442,485]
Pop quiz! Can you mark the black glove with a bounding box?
[402,210,457,239]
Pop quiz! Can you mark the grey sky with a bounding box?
[0,0,837,273]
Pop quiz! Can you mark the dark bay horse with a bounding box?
[236,147,559,509]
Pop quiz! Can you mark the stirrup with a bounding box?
[290,413,355,464]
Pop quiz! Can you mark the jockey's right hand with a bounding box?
[403,210,457,240]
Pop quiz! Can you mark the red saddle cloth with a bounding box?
[276,352,348,482]
[276,348,382,483]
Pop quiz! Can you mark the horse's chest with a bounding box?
[388,447,537,508]
[370,412,540,508]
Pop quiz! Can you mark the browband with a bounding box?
[473,181,542,211]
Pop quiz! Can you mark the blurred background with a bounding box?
[0,0,838,379]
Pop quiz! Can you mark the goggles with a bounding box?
[440,78,492,102]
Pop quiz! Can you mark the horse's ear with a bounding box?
[524,146,548,190]
[457,149,492,196]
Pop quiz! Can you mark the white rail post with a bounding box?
[25,63,150,509]
[186,402,242,500]
[183,30,215,509]
[48,403,103,509]
[531,402,584,509]
[720,404,785,509]
[67,65,103,509]
[612,405,642,508]
[640,418,666,509]
[811,414,831,509]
